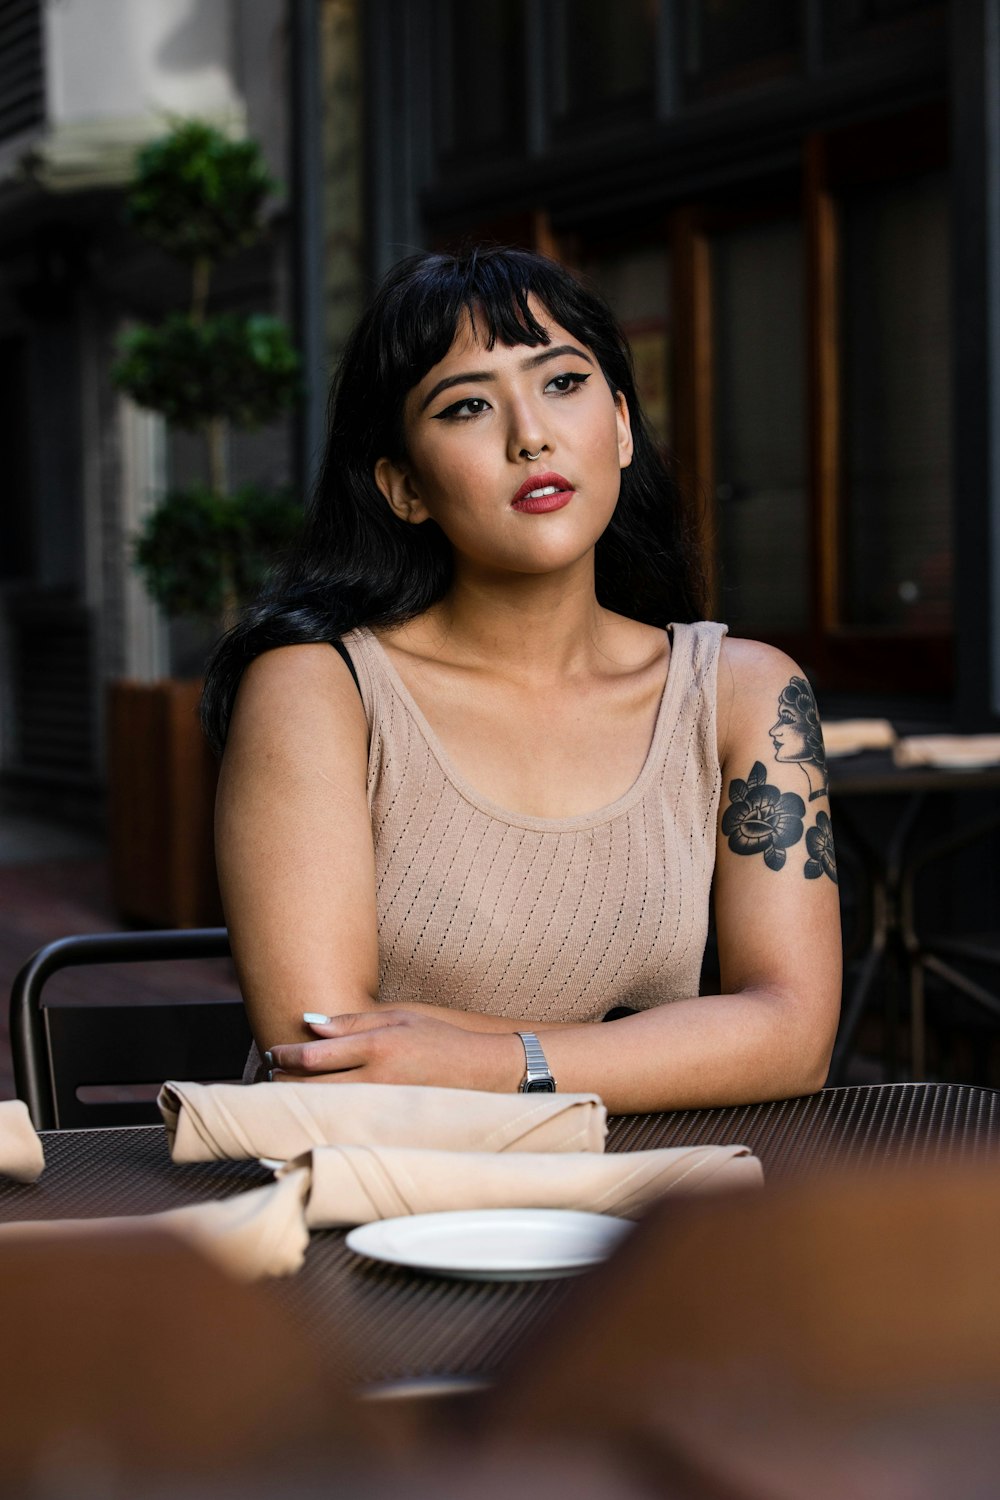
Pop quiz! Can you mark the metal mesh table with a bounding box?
[2,1083,998,1386]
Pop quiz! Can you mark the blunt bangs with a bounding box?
[371,248,632,454]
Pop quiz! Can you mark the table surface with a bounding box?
[2,1082,999,1387]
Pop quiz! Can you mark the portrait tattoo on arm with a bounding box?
[722,762,805,871]
[769,676,829,801]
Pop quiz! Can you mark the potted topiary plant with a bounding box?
[109,120,302,927]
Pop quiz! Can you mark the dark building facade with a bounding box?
[355,0,998,730]
[0,1,292,816]
[3,0,999,822]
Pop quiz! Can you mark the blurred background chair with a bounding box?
[10,929,250,1129]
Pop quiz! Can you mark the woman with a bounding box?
[203,246,841,1113]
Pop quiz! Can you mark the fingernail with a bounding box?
[266,1070,274,1083]
[263,1050,274,1069]
[303,1012,331,1024]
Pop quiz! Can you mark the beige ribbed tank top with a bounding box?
[342,619,728,1022]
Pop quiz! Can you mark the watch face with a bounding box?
[524,1078,556,1092]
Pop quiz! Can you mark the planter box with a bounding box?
[107,680,224,928]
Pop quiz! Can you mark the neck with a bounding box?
[426,558,608,682]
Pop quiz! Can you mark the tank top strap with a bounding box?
[338,627,381,726]
[652,620,729,786]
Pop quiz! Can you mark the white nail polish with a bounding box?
[303,1012,331,1024]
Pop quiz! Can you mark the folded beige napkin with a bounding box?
[279,1143,763,1227]
[823,719,897,757]
[159,1081,607,1163]
[0,1100,45,1183]
[0,1170,310,1282]
[893,734,1000,769]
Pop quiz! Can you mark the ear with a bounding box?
[615,391,634,471]
[374,456,431,524]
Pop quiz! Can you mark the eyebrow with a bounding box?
[419,344,594,411]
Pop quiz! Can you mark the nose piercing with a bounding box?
[523,448,545,461]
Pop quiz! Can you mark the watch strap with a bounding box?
[516,1030,556,1092]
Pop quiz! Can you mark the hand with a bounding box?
[265,1009,524,1092]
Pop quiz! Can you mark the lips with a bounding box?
[511,471,575,514]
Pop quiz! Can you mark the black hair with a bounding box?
[201,245,705,752]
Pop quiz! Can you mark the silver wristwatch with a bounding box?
[516,1031,556,1093]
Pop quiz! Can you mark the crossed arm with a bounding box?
[215,639,841,1114]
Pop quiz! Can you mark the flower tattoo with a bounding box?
[722,762,805,871]
[804,811,838,884]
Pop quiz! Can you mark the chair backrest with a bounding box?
[10,930,251,1129]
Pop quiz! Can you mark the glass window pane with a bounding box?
[711,218,808,632]
[683,0,799,96]
[445,0,523,153]
[0,336,34,580]
[557,0,656,114]
[582,247,672,446]
[840,171,952,633]
[832,0,940,33]
[824,1,945,60]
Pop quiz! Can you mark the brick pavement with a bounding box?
[0,847,240,1102]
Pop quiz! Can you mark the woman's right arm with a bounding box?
[214,643,381,1054]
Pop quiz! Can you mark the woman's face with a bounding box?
[374,298,633,579]
[770,703,808,762]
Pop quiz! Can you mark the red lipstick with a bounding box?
[511,471,575,513]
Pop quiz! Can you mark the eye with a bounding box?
[545,372,590,395]
[433,395,491,421]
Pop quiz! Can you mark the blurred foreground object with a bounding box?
[0,1229,660,1500]
[0,1230,350,1492]
[482,1160,1000,1499]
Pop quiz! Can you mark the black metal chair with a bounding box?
[10,929,251,1130]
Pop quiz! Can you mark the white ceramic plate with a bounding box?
[345,1208,633,1281]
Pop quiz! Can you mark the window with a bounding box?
[0,0,44,145]
[681,0,799,101]
[0,336,34,581]
[580,106,951,693]
[824,0,946,59]
[710,215,807,631]
[839,171,951,634]
[436,0,525,161]
[582,245,672,446]
[551,0,656,125]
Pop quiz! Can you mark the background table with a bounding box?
[828,753,1000,1082]
[2,1082,998,1387]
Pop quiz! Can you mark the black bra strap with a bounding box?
[330,639,362,698]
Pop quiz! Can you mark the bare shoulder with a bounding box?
[718,635,829,804]
[717,636,819,757]
[227,643,367,765]
[720,635,804,698]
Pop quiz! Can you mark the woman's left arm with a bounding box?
[270,640,842,1110]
